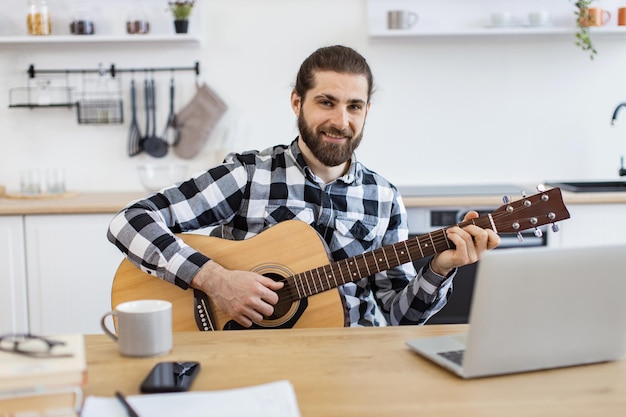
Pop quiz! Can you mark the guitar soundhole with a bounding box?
[265,272,292,319]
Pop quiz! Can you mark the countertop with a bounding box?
[0,189,625,216]
[0,192,146,215]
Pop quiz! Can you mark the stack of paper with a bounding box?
[82,380,302,417]
[0,334,87,417]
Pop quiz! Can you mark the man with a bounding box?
[108,45,500,329]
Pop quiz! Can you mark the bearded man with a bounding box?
[108,45,499,329]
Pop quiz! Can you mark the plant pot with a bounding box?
[174,20,189,34]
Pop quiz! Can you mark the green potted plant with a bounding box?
[572,0,597,60]
[168,1,194,34]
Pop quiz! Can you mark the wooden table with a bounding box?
[84,325,626,417]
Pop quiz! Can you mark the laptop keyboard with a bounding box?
[437,349,465,366]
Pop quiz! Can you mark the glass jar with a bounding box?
[27,0,52,36]
[70,10,95,35]
[126,7,150,34]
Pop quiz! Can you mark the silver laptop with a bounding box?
[406,244,626,378]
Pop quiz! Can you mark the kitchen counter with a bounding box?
[401,189,626,208]
[0,188,625,216]
[0,192,146,215]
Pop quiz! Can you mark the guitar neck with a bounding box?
[288,216,493,300]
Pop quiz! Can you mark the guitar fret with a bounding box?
[337,261,347,285]
[362,253,371,276]
[381,247,391,270]
[329,265,339,287]
[442,229,450,249]
[347,259,359,280]
[292,274,303,299]
[304,270,313,297]
[428,232,437,253]
[391,244,401,266]
[322,265,332,290]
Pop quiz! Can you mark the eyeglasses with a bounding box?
[0,333,73,358]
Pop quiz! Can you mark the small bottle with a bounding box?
[27,0,52,36]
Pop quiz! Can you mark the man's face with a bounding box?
[292,71,370,167]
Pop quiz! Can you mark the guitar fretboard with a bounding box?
[287,216,492,300]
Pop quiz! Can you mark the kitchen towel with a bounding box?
[173,83,228,159]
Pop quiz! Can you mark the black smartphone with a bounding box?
[140,361,200,393]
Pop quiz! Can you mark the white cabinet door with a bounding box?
[552,204,626,248]
[0,216,28,334]
[25,214,123,334]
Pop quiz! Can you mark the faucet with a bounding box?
[610,103,626,177]
[611,102,626,125]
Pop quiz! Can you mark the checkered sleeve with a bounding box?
[106,160,250,289]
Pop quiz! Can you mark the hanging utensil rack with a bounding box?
[8,61,200,116]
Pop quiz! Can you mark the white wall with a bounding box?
[1,0,626,193]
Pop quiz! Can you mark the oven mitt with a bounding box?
[173,83,228,159]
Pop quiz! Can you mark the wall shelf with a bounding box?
[369,26,626,40]
[0,34,201,46]
[367,0,626,40]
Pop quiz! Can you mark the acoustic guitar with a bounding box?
[112,187,570,331]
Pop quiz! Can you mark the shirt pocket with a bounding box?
[264,205,315,226]
[334,216,380,251]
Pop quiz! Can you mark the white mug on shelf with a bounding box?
[528,11,550,27]
[490,12,513,27]
[387,10,419,30]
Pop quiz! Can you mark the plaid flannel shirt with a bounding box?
[107,139,454,326]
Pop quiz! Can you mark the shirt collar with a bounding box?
[288,138,361,186]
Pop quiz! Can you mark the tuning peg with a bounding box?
[502,195,510,204]
[536,184,546,192]
[551,223,560,233]
[517,232,524,242]
[534,228,543,238]
[521,191,527,198]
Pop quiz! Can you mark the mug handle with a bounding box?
[603,10,611,24]
[409,12,419,27]
[100,311,119,342]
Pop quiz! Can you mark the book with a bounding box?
[0,334,87,392]
[0,386,82,417]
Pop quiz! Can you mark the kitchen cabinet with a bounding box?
[367,0,626,39]
[548,203,626,247]
[0,216,28,335]
[24,214,123,335]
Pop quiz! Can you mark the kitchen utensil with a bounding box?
[141,77,168,158]
[127,79,142,156]
[162,77,179,147]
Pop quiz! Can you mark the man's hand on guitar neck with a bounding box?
[190,261,284,328]
[430,211,501,277]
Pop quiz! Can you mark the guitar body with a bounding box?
[112,220,345,331]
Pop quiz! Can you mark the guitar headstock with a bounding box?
[490,188,570,234]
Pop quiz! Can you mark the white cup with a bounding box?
[491,12,513,27]
[387,10,419,30]
[528,11,550,27]
[101,300,173,357]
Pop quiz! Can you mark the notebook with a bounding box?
[406,244,626,378]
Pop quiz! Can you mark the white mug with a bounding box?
[491,12,513,27]
[528,11,550,27]
[101,300,173,357]
[387,10,419,30]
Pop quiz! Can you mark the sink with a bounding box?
[545,181,626,193]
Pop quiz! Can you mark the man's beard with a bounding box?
[298,111,364,168]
